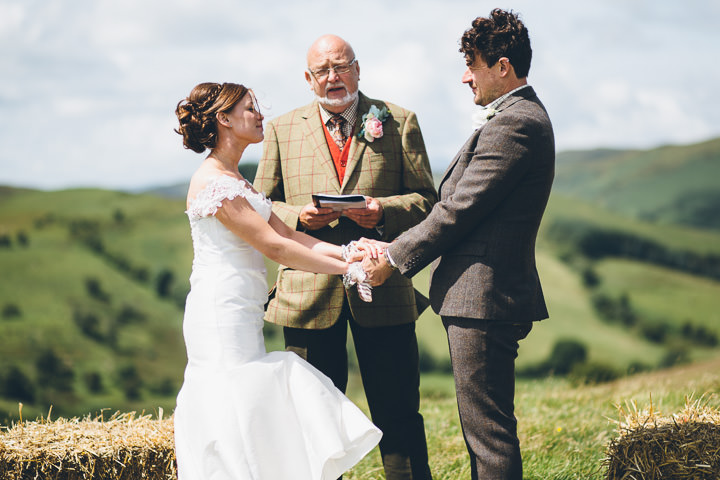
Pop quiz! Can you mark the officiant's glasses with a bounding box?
[308,59,357,80]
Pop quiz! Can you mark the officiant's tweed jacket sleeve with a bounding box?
[389,87,555,322]
[254,92,437,329]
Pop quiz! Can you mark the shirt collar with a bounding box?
[485,84,531,111]
[318,96,359,126]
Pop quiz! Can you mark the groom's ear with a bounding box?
[497,57,512,77]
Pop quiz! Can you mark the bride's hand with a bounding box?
[356,238,389,260]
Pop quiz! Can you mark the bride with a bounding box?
[173,82,382,479]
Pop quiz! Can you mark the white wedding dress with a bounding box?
[173,175,382,480]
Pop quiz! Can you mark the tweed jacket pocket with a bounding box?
[268,267,345,329]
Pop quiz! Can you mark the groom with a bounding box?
[363,9,555,480]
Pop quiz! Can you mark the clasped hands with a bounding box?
[345,238,395,287]
[300,196,393,289]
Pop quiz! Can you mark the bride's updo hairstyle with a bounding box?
[175,82,249,153]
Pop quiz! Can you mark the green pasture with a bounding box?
[2,185,720,424]
[553,137,720,223]
[541,194,720,255]
[0,210,186,420]
[595,258,720,329]
[343,357,720,479]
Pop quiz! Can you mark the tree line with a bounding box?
[546,219,720,281]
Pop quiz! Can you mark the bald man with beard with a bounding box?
[254,34,437,480]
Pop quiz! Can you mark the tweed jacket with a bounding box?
[388,87,555,322]
[254,92,437,329]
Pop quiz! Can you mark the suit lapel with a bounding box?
[340,93,369,192]
[437,87,536,194]
[438,133,477,194]
[301,102,342,193]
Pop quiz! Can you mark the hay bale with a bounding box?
[0,409,176,480]
[605,396,720,480]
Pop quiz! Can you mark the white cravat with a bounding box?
[471,84,530,129]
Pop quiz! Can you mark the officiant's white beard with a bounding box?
[316,89,358,109]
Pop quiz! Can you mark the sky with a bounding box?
[2,0,719,191]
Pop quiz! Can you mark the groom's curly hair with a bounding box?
[460,8,532,78]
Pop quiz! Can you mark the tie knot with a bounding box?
[329,115,345,129]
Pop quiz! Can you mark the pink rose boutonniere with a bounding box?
[357,105,390,142]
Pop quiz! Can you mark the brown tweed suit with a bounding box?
[388,86,555,479]
[254,91,437,480]
[255,92,437,329]
[389,87,554,320]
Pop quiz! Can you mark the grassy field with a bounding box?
[2,357,717,479]
[1,180,720,478]
[595,259,720,328]
[1,185,719,428]
[343,357,720,479]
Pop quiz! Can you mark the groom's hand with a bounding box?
[362,251,394,286]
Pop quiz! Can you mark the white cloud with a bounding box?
[1,0,719,189]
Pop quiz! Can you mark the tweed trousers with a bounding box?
[442,317,533,480]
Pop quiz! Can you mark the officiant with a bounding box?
[254,34,437,480]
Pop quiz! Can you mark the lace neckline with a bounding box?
[185,175,270,220]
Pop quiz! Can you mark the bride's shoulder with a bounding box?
[188,169,237,199]
[186,170,263,219]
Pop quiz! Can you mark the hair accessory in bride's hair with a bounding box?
[206,83,224,106]
[342,262,372,302]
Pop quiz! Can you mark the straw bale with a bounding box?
[605,395,720,480]
[0,409,177,480]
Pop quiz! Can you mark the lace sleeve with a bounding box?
[186,175,260,220]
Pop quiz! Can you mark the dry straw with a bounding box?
[0,405,176,480]
[604,394,720,480]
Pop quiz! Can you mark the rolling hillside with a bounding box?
[1,137,720,422]
[0,187,192,421]
[554,136,720,229]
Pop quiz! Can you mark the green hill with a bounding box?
[3,135,720,421]
[0,187,192,421]
[554,136,720,229]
